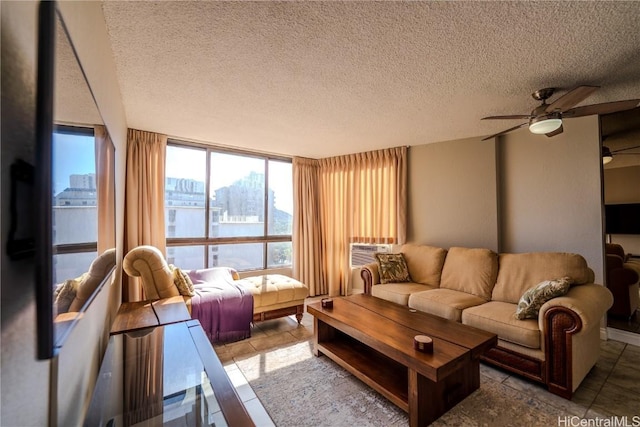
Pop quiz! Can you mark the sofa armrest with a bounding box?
[361,262,379,295]
[624,259,640,278]
[535,283,613,398]
[609,267,640,289]
[538,284,613,333]
[123,246,179,300]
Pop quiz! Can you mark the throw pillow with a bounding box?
[375,253,411,284]
[53,274,86,315]
[169,265,196,296]
[515,276,572,320]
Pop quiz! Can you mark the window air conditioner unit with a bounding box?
[350,243,392,268]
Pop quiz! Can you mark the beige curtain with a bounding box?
[124,330,164,425]
[124,129,167,301]
[95,125,116,254]
[293,157,326,296]
[293,146,407,296]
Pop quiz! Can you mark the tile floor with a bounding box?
[216,298,640,426]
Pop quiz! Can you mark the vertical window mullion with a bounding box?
[204,148,212,268]
[205,148,211,240]
[263,158,269,269]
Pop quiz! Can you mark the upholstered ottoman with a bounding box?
[239,274,309,323]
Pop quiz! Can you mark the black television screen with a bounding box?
[605,203,640,235]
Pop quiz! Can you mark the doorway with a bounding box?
[601,108,640,343]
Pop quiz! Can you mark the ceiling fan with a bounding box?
[481,86,640,141]
[602,144,640,164]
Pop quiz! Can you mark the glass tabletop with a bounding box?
[85,322,230,427]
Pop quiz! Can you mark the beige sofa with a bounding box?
[361,243,613,399]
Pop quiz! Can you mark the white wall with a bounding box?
[1,2,51,425]
[498,116,604,284]
[407,136,499,251]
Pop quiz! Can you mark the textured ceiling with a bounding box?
[101,1,640,159]
[55,16,102,126]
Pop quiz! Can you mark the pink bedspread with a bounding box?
[187,268,253,343]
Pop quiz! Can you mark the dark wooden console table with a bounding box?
[110,295,191,334]
[85,298,254,426]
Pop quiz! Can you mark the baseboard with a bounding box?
[600,327,608,341]
[606,327,640,346]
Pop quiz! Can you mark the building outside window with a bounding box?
[52,126,99,283]
[165,142,293,272]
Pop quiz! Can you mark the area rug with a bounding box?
[234,340,567,427]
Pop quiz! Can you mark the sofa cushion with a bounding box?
[372,283,434,306]
[401,243,447,286]
[492,252,592,304]
[515,277,572,320]
[375,253,412,284]
[440,247,498,301]
[462,301,540,349]
[408,288,486,322]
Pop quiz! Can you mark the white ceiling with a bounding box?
[100,1,640,159]
[55,16,102,126]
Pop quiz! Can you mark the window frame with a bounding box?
[165,139,293,271]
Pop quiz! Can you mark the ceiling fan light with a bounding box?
[529,114,563,134]
[602,146,613,165]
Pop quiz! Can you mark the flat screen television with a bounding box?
[605,203,640,235]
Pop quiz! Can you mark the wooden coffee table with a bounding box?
[307,294,497,427]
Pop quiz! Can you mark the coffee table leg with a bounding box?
[408,369,439,426]
[313,317,336,357]
[408,359,480,426]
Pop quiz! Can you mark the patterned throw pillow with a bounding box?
[375,253,412,284]
[169,265,196,296]
[53,274,86,315]
[515,276,572,320]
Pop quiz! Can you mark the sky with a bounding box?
[166,145,293,214]
[52,131,95,195]
[50,138,293,214]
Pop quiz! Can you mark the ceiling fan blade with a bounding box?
[482,115,532,120]
[611,144,640,153]
[545,85,600,113]
[545,124,564,137]
[481,123,528,141]
[563,99,640,118]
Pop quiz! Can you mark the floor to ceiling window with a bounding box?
[165,141,293,272]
